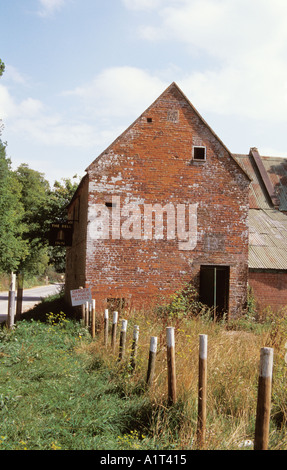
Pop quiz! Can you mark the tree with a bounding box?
[0,59,28,273]
[48,176,80,221]
[14,164,51,276]
[0,140,28,273]
[47,176,81,272]
[14,169,81,274]
[0,59,5,77]
[0,59,81,276]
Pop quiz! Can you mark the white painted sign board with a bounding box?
[70,288,92,306]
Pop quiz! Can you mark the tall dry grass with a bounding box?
[86,302,287,450]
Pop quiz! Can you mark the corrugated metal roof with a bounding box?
[248,209,287,269]
[234,154,287,211]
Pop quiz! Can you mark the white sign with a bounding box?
[70,288,92,306]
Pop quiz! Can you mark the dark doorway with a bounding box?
[199,265,229,318]
[107,297,125,313]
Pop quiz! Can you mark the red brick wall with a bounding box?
[65,175,89,302]
[249,270,287,312]
[67,84,250,317]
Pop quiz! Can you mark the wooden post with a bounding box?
[81,303,85,325]
[197,334,208,448]
[130,325,139,372]
[79,287,85,325]
[89,302,93,327]
[146,336,157,386]
[7,273,16,329]
[15,272,24,321]
[91,299,96,338]
[85,301,89,327]
[119,319,128,360]
[254,347,274,450]
[104,309,109,347]
[166,327,177,404]
[111,311,118,352]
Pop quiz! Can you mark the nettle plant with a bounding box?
[155,283,206,318]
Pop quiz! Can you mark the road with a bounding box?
[0,283,63,324]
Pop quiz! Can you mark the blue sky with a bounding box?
[1,0,287,185]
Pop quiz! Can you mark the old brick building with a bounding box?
[65,82,251,318]
[234,149,287,312]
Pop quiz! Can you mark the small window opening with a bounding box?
[147,117,153,123]
[105,202,116,208]
[193,146,206,161]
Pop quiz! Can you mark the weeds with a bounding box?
[0,298,287,450]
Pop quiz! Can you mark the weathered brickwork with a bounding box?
[65,83,250,318]
[249,270,287,312]
[65,175,89,295]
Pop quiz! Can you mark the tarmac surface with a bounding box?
[0,283,63,323]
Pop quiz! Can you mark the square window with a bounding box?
[193,146,206,161]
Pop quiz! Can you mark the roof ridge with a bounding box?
[86,82,250,180]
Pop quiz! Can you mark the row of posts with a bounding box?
[82,303,158,382]
[4,280,274,450]
[83,304,274,450]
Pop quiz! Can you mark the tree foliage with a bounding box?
[0,59,5,77]
[0,58,28,273]
[0,57,81,276]
[0,162,81,276]
[14,164,51,276]
[13,167,80,275]
[0,141,28,273]
[48,176,80,272]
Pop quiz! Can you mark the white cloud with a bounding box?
[2,65,28,85]
[0,85,15,119]
[64,66,167,119]
[0,84,45,119]
[1,65,168,161]
[151,0,287,63]
[129,0,287,122]
[178,62,287,122]
[37,0,69,17]
[0,82,98,149]
[0,65,165,153]
[122,0,165,11]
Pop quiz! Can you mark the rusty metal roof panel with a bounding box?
[260,157,287,212]
[233,154,287,211]
[249,246,287,270]
[248,209,287,269]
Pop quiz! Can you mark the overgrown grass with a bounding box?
[0,295,287,450]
